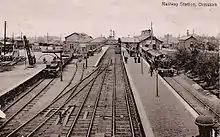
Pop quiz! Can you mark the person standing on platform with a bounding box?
[43,57,47,64]
[124,56,128,64]
[134,56,137,63]
[149,62,154,77]
[122,50,124,56]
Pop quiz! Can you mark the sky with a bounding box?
[0,0,220,39]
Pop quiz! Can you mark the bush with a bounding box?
[173,47,219,90]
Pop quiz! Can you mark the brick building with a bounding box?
[64,32,93,54]
[178,35,198,49]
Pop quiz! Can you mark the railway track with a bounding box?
[61,48,144,137]
[0,78,56,136]
[27,48,112,137]
[1,47,145,136]
[0,59,80,136]
[114,53,145,137]
[3,58,107,137]
[164,76,220,123]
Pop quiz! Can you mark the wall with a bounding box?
[140,37,161,50]
[185,37,197,49]
[178,37,197,49]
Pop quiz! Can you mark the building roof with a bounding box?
[120,37,139,43]
[121,35,163,44]
[135,34,163,42]
[65,32,92,39]
[90,37,106,43]
[135,34,150,42]
[179,35,197,41]
[65,32,93,43]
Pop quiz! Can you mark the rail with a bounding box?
[6,63,105,137]
[168,77,220,122]
[3,59,79,136]
[66,63,110,137]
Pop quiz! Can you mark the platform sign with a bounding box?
[41,46,63,53]
[41,49,63,53]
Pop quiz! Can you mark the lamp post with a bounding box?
[3,21,6,55]
[86,54,88,68]
[156,68,159,97]
[154,57,159,97]
[141,57,143,74]
[139,44,144,75]
[60,52,63,81]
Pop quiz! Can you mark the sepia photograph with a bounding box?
[0,0,219,136]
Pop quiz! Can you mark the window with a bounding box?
[190,42,194,48]
[152,44,157,49]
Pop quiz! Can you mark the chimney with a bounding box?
[187,30,190,36]
[148,29,151,35]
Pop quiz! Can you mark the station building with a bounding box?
[138,34,163,50]
[120,29,163,55]
[64,32,93,54]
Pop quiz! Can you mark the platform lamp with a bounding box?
[154,56,159,97]
[139,43,144,75]
[60,51,63,81]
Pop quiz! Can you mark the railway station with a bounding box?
[0,3,219,136]
[0,27,219,137]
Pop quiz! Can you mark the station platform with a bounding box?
[121,47,199,137]
[84,46,109,67]
[0,64,45,97]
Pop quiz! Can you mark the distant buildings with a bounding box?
[89,37,107,50]
[64,32,93,54]
[178,35,198,49]
[14,39,24,49]
[0,38,25,54]
[0,41,13,53]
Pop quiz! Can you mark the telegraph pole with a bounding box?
[20,32,23,41]
[3,21,7,55]
[156,68,159,97]
[12,33,14,47]
[60,52,63,81]
[150,22,159,97]
[85,52,88,68]
[34,32,36,42]
[60,34,62,43]
[154,57,159,97]
[150,22,153,48]
[47,32,49,43]
[139,44,144,74]
[141,57,143,74]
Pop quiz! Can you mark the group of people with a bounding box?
[122,50,154,76]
